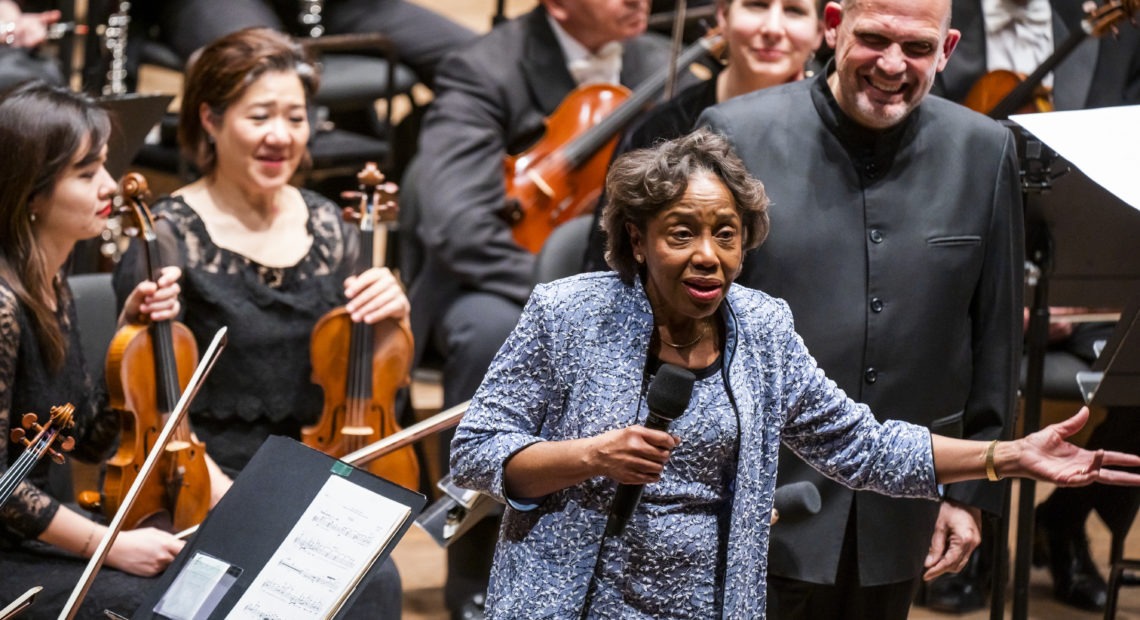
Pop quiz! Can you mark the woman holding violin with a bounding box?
[111,27,405,615]
[0,83,186,617]
[585,0,825,270]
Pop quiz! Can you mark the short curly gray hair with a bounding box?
[601,128,769,285]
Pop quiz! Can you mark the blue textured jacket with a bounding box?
[451,273,939,618]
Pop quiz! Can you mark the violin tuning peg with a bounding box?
[21,412,38,429]
[59,436,76,452]
[341,190,363,202]
[49,450,65,465]
[357,161,385,187]
[9,428,26,442]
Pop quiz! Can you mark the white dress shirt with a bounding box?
[983,0,1055,87]
[548,15,623,85]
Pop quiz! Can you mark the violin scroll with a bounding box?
[119,172,150,203]
[347,161,399,229]
[10,404,77,464]
[115,172,159,241]
[1086,0,1140,37]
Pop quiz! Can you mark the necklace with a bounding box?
[658,323,707,349]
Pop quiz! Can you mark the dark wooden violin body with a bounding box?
[502,31,723,253]
[79,173,210,531]
[303,163,420,491]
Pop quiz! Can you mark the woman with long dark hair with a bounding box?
[0,82,187,617]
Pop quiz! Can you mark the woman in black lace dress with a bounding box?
[111,28,408,615]
[0,83,189,617]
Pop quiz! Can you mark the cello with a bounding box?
[501,30,723,253]
[964,0,1139,117]
[77,173,211,531]
[303,162,420,491]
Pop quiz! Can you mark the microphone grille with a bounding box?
[647,363,696,420]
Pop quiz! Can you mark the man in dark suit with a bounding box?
[926,1,1140,612]
[700,0,1023,617]
[935,0,1140,111]
[404,1,670,616]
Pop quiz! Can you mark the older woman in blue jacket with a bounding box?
[450,129,1139,619]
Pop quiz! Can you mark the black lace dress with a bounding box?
[111,188,401,616]
[0,277,164,618]
[113,189,359,476]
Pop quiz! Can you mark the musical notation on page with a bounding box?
[228,475,411,619]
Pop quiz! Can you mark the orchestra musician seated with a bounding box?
[0,82,214,618]
[111,28,408,616]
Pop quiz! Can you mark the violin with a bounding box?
[501,30,723,253]
[963,70,1053,116]
[303,162,420,491]
[77,173,211,531]
[1,404,75,508]
[964,0,1139,118]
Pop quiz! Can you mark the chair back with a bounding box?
[534,216,594,285]
[68,273,118,384]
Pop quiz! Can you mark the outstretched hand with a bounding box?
[1018,407,1140,486]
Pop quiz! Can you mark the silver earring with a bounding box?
[635,254,643,264]
[29,212,36,223]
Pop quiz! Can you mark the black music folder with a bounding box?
[133,436,425,620]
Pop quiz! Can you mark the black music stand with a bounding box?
[1002,110,1140,620]
[100,93,174,179]
[1081,300,1140,617]
[132,436,426,620]
[1078,298,1140,407]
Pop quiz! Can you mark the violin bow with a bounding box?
[0,586,41,620]
[60,327,229,620]
[172,400,469,542]
[664,0,688,100]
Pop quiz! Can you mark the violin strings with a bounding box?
[0,436,52,503]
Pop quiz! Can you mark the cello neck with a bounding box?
[562,32,722,168]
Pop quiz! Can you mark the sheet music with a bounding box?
[1012,106,1140,211]
[228,475,411,619]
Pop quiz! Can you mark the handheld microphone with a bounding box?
[604,363,695,537]
[771,481,821,524]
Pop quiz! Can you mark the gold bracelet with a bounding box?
[985,439,1001,482]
